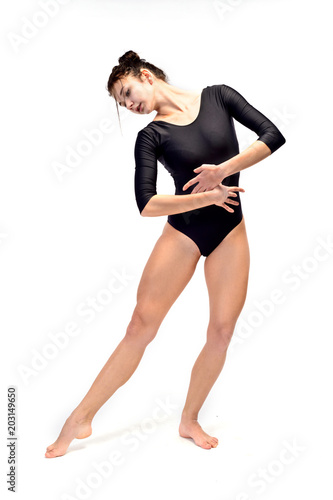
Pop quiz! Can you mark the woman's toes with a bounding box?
[210,437,219,448]
[45,446,58,458]
[45,416,93,458]
[179,419,220,450]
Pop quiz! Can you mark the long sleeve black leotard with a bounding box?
[134,84,286,256]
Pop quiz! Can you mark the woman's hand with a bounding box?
[210,184,245,213]
[182,164,224,193]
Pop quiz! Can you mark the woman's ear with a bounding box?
[141,69,153,84]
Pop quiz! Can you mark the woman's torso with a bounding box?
[144,85,240,196]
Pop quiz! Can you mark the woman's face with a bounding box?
[112,73,154,115]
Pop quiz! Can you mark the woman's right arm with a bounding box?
[141,187,243,216]
[134,128,243,217]
[141,191,213,217]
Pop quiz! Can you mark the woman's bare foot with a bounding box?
[179,417,218,450]
[45,412,92,458]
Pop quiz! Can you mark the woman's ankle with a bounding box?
[181,410,199,422]
[70,406,95,423]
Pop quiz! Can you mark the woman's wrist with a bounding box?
[217,163,228,182]
[189,190,216,210]
[141,190,215,217]
[202,189,217,205]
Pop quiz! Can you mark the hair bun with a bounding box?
[118,50,141,66]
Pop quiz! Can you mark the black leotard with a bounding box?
[134,84,286,256]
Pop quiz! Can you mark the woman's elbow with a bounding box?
[275,132,286,152]
[139,196,156,217]
[140,205,150,217]
[276,128,286,145]
[267,131,286,154]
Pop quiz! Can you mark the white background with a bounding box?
[1,0,332,499]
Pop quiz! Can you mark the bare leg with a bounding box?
[45,223,201,458]
[179,218,250,449]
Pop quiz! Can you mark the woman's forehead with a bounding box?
[113,77,132,100]
[113,79,124,99]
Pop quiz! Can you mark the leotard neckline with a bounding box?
[149,87,207,128]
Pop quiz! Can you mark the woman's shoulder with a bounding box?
[205,83,226,91]
[135,122,162,151]
[202,84,231,102]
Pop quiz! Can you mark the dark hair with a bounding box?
[106,50,169,132]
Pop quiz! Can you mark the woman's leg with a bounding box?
[45,223,201,458]
[179,217,250,449]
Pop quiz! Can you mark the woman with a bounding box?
[45,50,285,457]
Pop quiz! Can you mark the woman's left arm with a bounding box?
[185,140,271,192]
[219,138,273,178]
[183,84,286,193]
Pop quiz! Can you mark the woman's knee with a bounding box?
[206,321,236,351]
[124,307,159,346]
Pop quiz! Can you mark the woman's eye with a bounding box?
[126,89,130,97]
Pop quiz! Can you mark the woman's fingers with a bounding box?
[222,203,234,213]
[183,180,193,190]
[227,187,245,197]
[213,184,244,211]
[193,166,205,173]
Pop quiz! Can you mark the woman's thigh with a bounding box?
[133,222,201,330]
[204,217,250,330]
